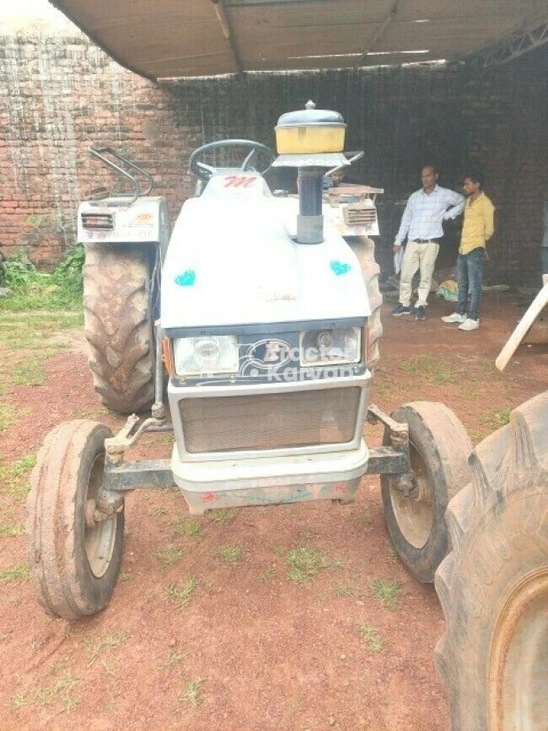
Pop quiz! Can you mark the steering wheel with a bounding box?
[189,139,276,181]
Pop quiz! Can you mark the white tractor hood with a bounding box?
[161,173,370,333]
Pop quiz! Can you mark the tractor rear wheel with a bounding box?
[435,392,548,730]
[347,236,382,370]
[83,244,156,414]
[27,420,124,619]
[381,402,472,583]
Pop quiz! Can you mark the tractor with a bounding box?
[28,102,472,619]
[27,101,547,729]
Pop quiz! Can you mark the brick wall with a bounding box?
[1,29,547,283]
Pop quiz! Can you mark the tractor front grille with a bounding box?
[178,387,361,454]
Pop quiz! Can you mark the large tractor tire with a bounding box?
[83,244,156,414]
[27,420,124,619]
[435,392,548,730]
[347,236,383,370]
[381,402,472,583]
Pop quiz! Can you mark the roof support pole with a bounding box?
[355,0,405,68]
[211,0,244,74]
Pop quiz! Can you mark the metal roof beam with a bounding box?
[211,0,244,73]
[478,18,548,69]
[354,0,405,69]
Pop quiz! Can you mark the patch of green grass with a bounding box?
[334,583,354,598]
[209,509,236,524]
[179,678,206,708]
[372,578,403,611]
[258,566,276,583]
[100,660,117,685]
[10,693,30,710]
[0,522,25,537]
[171,519,203,539]
[152,505,169,517]
[12,360,47,387]
[286,547,330,584]
[83,629,130,667]
[479,359,498,376]
[11,662,82,711]
[0,404,17,432]
[483,407,512,432]
[155,546,185,570]
[156,432,176,445]
[0,311,84,351]
[402,354,456,386]
[50,657,70,675]
[164,577,198,609]
[360,507,373,526]
[186,521,203,537]
[0,283,82,314]
[8,453,36,477]
[472,407,513,444]
[0,247,84,313]
[35,670,80,709]
[217,544,246,565]
[171,519,187,538]
[0,454,36,501]
[0,563,30,583]
[163,649,187,666]
[104,696,117,712]
[118,571,132,582]
[357,623,385,653]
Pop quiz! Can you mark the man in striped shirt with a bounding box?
[391,165,465,320]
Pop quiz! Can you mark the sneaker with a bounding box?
[391,303,411,317]
[442,312,467,324]
[458,318,480,331]
[415,305,426,321]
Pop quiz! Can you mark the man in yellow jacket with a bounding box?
[441,171,495,331]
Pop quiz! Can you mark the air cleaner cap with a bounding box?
[275,100,346,154]
[276,100,345,128]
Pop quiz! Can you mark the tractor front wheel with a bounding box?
[381,402,472,582]
[27,420,124,619]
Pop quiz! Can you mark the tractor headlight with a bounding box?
[299,327,361,366]
[173,336,239,376]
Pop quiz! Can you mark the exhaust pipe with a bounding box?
[296,167,324,244]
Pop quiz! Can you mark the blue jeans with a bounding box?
[456,247,484,321]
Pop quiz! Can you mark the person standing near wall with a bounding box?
[322,168,345,190]
[391,165,465,321]
[441,171,495,331]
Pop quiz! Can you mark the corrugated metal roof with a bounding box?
[48,0,548,79]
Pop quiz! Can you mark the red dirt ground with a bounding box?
[0,291,546,730]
